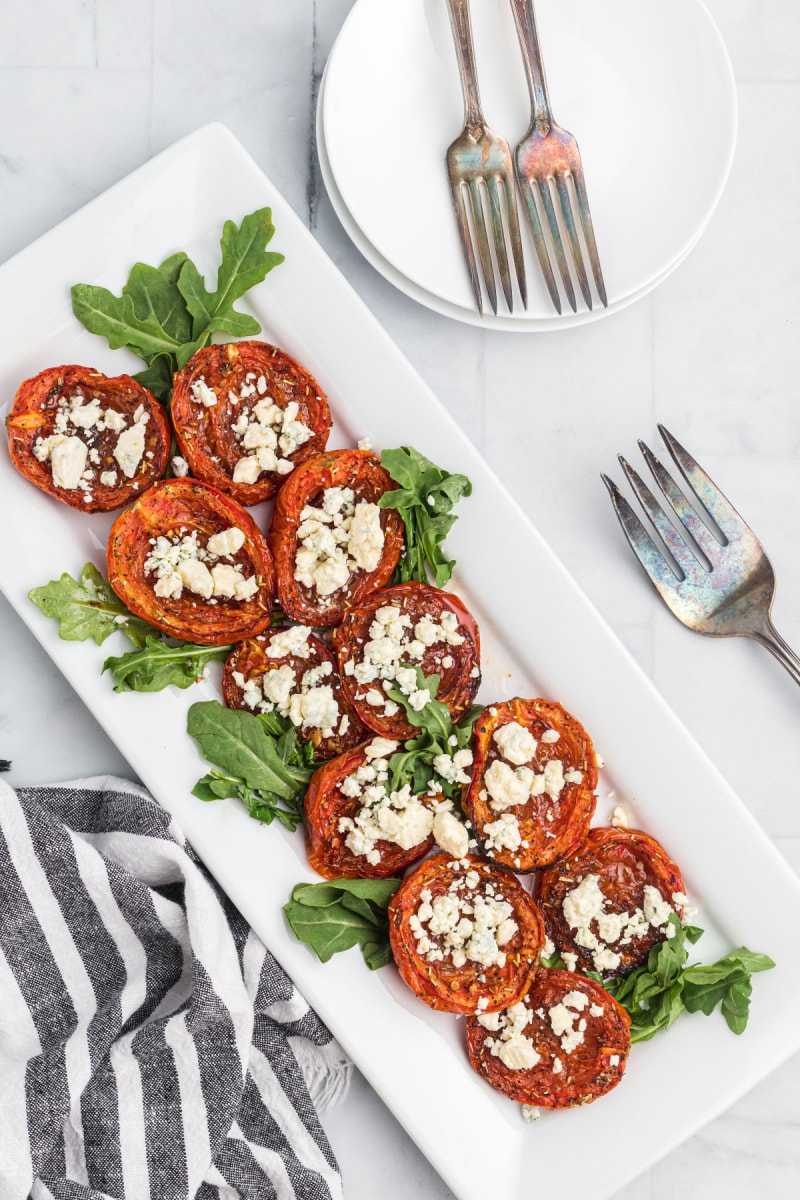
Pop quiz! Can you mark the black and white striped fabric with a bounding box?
[0,775,349,1200]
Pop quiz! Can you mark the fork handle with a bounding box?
[751,619,800,688]
[508,0,554,132]
[445,0,486,135]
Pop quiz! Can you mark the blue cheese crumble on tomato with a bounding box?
[144,524,257,603]
[560,873,690,974]
[344,603,464,716]
[409,870,518,970]
[477,721,584,861]
[232,629,345,737]
[33,390,148,502]
[294,486,385,600]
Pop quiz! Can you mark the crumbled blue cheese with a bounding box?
[33,390,149,493]
[144,526,256,602]
[113,422,146,478]
[483,812,522,853]
[265,624,313,659]
[240,656,340,737]
[228,382,313,483]
[294,487,385,600]
[410,872,517,969]
[349,602,465,717]
[337,742,438,865]
[50,437,88,489]
[171,455,190,477]
[190,377,218,407]
[479,1000,539,1070]
[560,872,680,973]
[493,721,537,766]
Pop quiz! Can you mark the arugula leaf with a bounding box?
[103,636,230,692]
[602,916,774,1042]
[177,210,282,347]
[29,564,151,647]
[123,254,193,343]
[71,285,185,362]
[283,877,401,969]
[71,208,284,398]
[385,665,482,801]
[379,446,472,587]
[187,701,318,831]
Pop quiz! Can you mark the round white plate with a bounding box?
[318,65,706,332]
[322,0,737,327]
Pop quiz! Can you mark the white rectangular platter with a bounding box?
[1,124,799,1200]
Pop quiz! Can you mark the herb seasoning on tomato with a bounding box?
[462,698,597,872]
[538,826,687,978]
[268,449,404,626]
[222,625,368,759]
[6,365,170,512]
[388,854,544,1015]
[107,478,274,646]
[334,581,481,740]
[305,737,436,879]
[466,968,630,1108]
[171,341,332,504]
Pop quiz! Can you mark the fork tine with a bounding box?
[638,439,724,563]
[601,474,679,595]
[618,455,707,585]
[517,175,561,314]
[537,177,577,312]
[467,181,498,315]
[451,181,484,317]
[499,174,528,309]
[571,164,607,307]
[554,174,592,310]
[485,175,514,312]
[658,424,746,544]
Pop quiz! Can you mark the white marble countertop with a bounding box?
[1,2,798,1197]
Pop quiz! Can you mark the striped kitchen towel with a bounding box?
[0,775,350,1200]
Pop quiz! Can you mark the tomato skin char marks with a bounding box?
[538,826,687,979]
[171,341,332,505]
[5,365,170,512]
[107,478,274,646]
[388,854,544,1015]
[268,449,404,627]
[304,740,435,879]
[222,626,369,759]
[466,969,630,1108]
[334,581,481,739]
[462,698,597,872]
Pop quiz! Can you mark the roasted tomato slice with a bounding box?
[171,342,332,504]
[5,364,170,512]
[268,449,404,626]
[305,736,436,879]
[462,698,597,872]
[222,625,369,759]
[107,478,274,646]
[538,827,687,979]
[388,853,544,1015]
[333,581,481,739]
[466,969,630,1108]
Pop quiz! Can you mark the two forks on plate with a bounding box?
[445,0,605,316]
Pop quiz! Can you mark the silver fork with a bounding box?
[508,0,606,314]
[602,425,800,687]
[445,0,527,315]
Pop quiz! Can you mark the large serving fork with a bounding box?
[508,0,606,314]
[445,0,527,315]
[603,426,800,687]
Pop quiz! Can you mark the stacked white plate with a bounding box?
[318,0,737,331]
